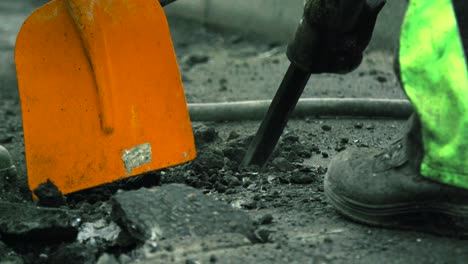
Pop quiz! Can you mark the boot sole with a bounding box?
[325,182,468,238]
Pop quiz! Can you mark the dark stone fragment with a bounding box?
[278,173,292,184]
[357,142,370,148]
[191,148,225,176]
[225,189,238,195]
[0,135,13,144]
[376,76,388,83]
[310,145,321,154]
[48,243,98,264]
[340,138,349,144]
[258,214,274,225]
[224,176,241,187]
[0,241,23,263]
[219,78,228,85]
[193,125,218,147]
[222,146,245,164]
[227,131,240,141]
[271,157,295,172]
[184,54,210,68]
[33,179,66,208]
[317,166,328,175]
[5,109,15,116]
[298,149,312,159]
[218,86,228,92]
[242,179,253,188]
[354,123,364,129]
[0,201,80,240]
[254,228,274,243]
[282,133,299,144]
[290,173,314,185]
[111,184,255,242]
[214,182,228,193]
[322,152,329,158]
[242,200,257,210]
[334,145,346,152]
[321,125,332,131]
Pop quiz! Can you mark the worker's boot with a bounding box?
[0,145,16,182]
[324,115,468,237]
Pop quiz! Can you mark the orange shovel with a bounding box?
[15,0,196,195]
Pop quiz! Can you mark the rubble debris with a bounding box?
[227,131,240,141]
[334,144,347,152]
[253,228,274,243]
[33,180,66,208]
[224,175,241,187]
[258,214,274,225]
[289,173,314,185]
[193,124,219,147]
[182,54,210,68]
[222,140,249,165]
[111,184,255,243]
[0,201,80,240]
[214,182,228,193]
[354,122,364,129]
[0,241,23,263]
[321,125,332,131]
[282,132,300,144]
[77,220,121,247]
[48,243,98,264]
[241,200,258,210]
[271,157,295,172]
[190,148,225,176]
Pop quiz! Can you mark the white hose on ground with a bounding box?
[188,98,413,122]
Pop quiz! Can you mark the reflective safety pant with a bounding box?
[399,0,468,188]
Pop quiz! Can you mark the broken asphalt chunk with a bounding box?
[111,184,255,243]
[33,180,67,208]
[0,201,80,241]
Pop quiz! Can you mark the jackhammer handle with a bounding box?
[288,0,377,73]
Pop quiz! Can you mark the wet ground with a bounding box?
[0,1,467,263]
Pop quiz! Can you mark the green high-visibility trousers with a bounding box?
[400,0,468,188]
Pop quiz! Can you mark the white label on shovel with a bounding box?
[122,143,152,175]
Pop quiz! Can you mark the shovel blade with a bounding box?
[15,0,196,194]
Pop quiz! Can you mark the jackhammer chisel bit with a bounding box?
[241,64,310,167]
[241,0,386,168]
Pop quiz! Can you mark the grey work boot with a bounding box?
[0,145,16,181]
[324,115,468,237]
